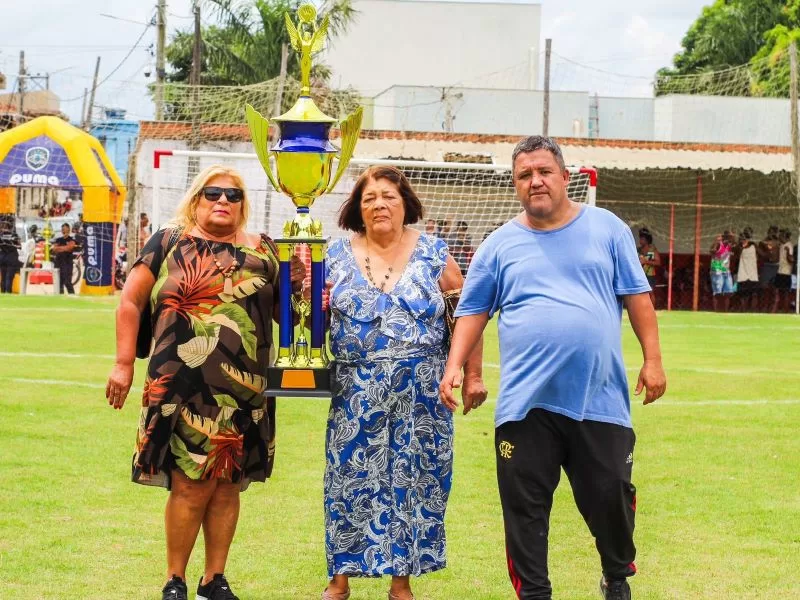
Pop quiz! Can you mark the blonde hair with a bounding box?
[171,164,250,230]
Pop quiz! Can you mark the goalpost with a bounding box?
[150,149,597,246]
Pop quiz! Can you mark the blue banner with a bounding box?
[82,222,114,288]
[0,135,81,188]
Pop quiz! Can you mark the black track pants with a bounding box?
[496,408,637,600]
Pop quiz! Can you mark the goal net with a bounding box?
[150,149,596,249]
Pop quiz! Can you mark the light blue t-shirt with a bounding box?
[455,205,651,428]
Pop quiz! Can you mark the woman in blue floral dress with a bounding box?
[321,166,487,600]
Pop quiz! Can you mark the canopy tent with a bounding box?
[0,116,126,294]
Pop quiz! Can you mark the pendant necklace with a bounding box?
[194,233,240,294]
[364,229,403,292]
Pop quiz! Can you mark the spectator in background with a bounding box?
[758,225,781,310]
[450,220,474,276]
[72,214,85,254]
[19,225,39,269]
[139,212,152,249]
[637,228,661,307]
[483,221,504,242]
[438,219,458,250]
[52,223,76,295]
[774,229,794,313]
[0,217,21,293]
[116,218,129,249]
[736,228,759,311]
[424,218,438,236]
[709,230,735,312]
[794,239,799,307]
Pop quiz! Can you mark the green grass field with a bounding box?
[1,295,799,599]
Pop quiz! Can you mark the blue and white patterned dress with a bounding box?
[324,232,454,578]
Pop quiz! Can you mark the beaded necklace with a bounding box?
[192,234,241,294]
[364,228,404,292]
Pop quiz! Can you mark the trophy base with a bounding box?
[265,365,333,398]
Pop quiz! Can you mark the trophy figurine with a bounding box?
[246,3,362,397]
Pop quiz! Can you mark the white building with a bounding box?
[366,87,794,146]
[324,0,541,96]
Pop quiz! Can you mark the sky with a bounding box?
[0,0,711,124]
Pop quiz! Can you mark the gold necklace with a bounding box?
[193,234,240,294]
[364,229,403,292]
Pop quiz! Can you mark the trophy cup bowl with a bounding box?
[273,151,334,205]
[245,3,363,397]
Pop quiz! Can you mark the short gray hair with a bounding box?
[511,136,566,171]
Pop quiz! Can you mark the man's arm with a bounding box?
[623,292,666,405]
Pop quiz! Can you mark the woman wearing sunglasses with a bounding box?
[105,164,305,600]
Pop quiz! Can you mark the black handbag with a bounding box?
[135,228,182,359]
[135,302,153,359]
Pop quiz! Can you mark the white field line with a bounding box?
[1,377,140,393]
[1,377,795,407]
[657,323,800,331]
[0,307,115,313]
[655,399,800,406]
[0,351,116,359]
[1,355,791,377]
[483,362,795,376]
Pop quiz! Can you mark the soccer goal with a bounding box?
[151,149,597,245]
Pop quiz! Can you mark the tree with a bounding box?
[655,0,789,96]
[165,0,356,86]
[750,1,800,96]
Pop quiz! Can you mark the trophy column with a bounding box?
[309,241,328,368]
[266,236,331,397]
[274,242,295,368]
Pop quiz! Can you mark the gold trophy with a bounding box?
[246,3,362,397]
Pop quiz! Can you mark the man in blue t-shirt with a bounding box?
[439,136,666,600]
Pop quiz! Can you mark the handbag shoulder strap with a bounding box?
[166,227,183,253]
[259,233,278,256]
[147,226,183,277]
[259,233,280,286]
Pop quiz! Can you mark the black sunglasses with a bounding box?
[201,186,244,203]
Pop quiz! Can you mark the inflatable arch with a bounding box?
[0,116,126,294]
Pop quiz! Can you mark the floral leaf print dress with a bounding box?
[131,228,279,491]
[324,233,454,578]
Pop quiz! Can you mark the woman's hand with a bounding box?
[290,255,306,293]
[106,361,134,410]
[301,280,332,313]
[438,366,462,412]
[323,280,332,311]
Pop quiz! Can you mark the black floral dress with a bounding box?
[131,228,279,491]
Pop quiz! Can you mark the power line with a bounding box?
[551,51,654,80]
[58,13,155,103]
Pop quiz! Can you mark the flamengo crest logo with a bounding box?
[25,146,50,171]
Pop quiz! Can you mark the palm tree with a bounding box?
[166,0,357,86]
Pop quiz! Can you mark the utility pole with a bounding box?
[155,0,167,120]
[84,56,101,129]
[80,88,88,127]
[441,87,461,133]
[542,38,551,137]
[18,51,25,116]
[274,44,289,115]
[790,41,800,314]
[190,0,202,86]
[188,0,202,184]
